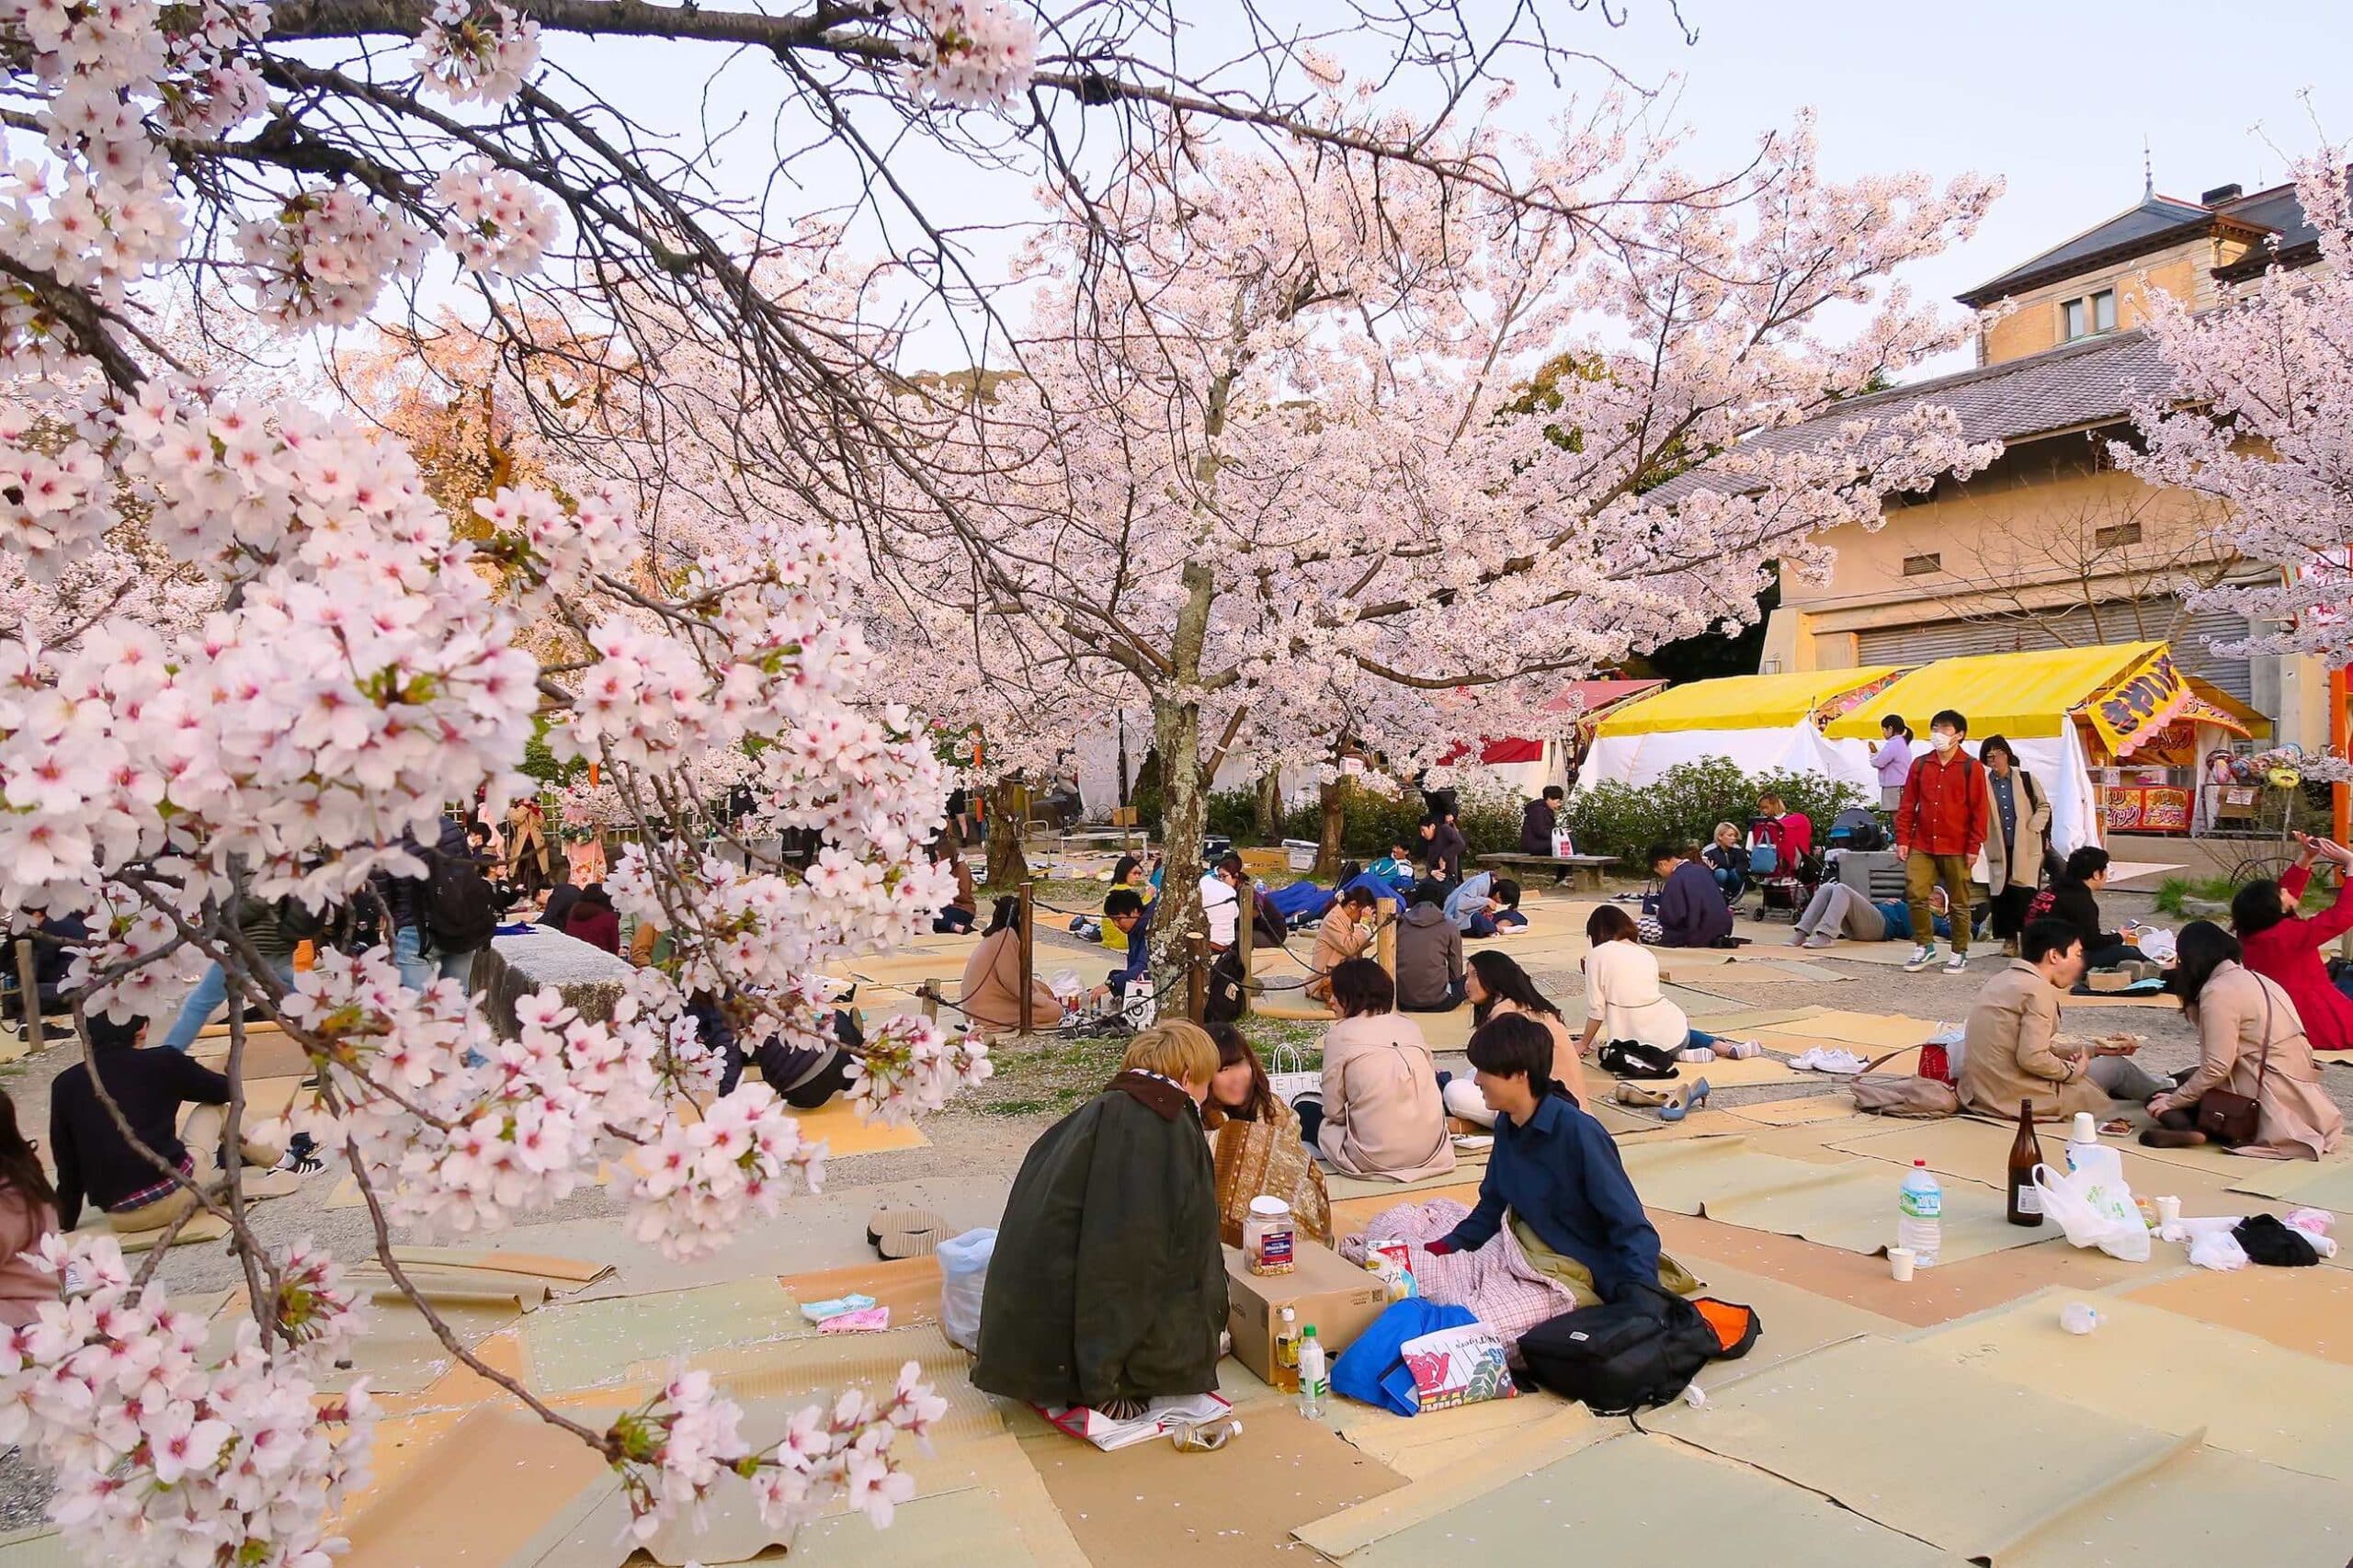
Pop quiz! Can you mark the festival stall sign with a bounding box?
[1827,642,2165,746]
[2084,646,2192,759]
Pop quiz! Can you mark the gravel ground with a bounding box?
[1,877,2337,1534]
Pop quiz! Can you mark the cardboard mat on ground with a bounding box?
[2225,1153,2353,1215]
[1615,1135,2047,1264]
[2122,1265,2353,1365]
[1297,1407,1607,1559]
[1913,1288,2353,1482]
[1339,1431,1968,1568]
[1318,1388,1586,1483]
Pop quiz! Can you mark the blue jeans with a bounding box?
[392,925,476,994]
[1685,1027,1719,1051]
[160,956,297,1052]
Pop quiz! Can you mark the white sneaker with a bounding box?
[1902,943,1938,973]
[1943,952,1971,975]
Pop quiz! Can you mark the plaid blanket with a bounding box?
[1340,1198,1575,1344]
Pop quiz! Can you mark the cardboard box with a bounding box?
[1108,806,1138,828]
[1222,1242,1391,1383]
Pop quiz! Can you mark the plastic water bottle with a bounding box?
[1898,1160,1943,1267]
[1296,1325,1327,1419]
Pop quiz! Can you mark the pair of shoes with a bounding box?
[1784,931,1812,947]
[1678,1046,1716,1064]
[1660,1078,1712,1122]
[1790,1047,1868,1075]
[1943,952,1971,974]
[1719,1040,1765,1060]
[1615,1084,1670,1108]
[1803,934,1839,949]
[272,1148,324,1176]
[1902,943,1940,973]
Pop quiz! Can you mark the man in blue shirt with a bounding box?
[1087,888,1152,1005]
[1422,1014,1665,1302]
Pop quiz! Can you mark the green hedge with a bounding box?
[1559,756,1870,866]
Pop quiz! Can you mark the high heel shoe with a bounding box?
[1661,1077,1713,1122]
[1615,1084,1670,1108]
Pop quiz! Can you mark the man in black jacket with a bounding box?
[1520,787,1564,857]
[50,1013,240,1233]
[2049,846,2144,971]
[1421,814,1469,892]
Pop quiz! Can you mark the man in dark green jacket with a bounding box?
[973,1024,1227,1416]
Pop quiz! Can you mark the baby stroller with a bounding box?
[1745,818,1822,923]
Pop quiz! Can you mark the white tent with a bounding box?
[1580,715,1880,797]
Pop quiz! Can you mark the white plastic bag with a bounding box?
[938,1227,995,1351]
[2031,1160,2150,1261]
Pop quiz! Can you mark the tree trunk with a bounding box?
[1254,767,1282,842]
[983,776,1029,888]
[1313,778,1347,881]
[1148,558,1220,994]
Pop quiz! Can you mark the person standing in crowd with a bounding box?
[156,881,307,1053]
[1421,813,1469,892]
[1894,709,1986,975]
[505,797,553,902]
[381,813,497,993]
[1958,918,2168,1120]
[1292,960,1452,1184]
[2232,833,2353,1055]
[1648,844,1732,949]
[2048,846,2145,971]
[0,1088,58,1328]
[1977,735,2051,958]
[1393,884,1467,1011]
[2145,922,2343,1158]
[1307,885,1380,1006]
[1520,785,1564,855]
[1870,714,1914,810]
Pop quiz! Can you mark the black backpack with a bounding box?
[1516,1283,1747,1416]
[424,850,499,954]
[1597,1039,1681,1079]
[1827,806,1885,853]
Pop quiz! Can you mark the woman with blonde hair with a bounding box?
[974,1020,1227,1419]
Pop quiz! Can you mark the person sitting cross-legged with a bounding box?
[1393,883,1467,1011]
[1958,918,2170,1122]
[1423,1014,1698,1305]
[972,1022,1227,1421]
[1292,960,1454,1185]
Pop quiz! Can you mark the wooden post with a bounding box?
[1233,885,1254,1018]
[1017,880,1035,1036]
[1375,898,1398,978]
[920,982,939,1027]
[1187,934,1209,1024]
[12,937,40,1054]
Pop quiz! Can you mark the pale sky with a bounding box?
[535,0,2352,381]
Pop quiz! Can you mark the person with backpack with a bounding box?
[156,872,316,1053]
[1894,709,1987,974]
[386,813,500,993]
[1978,735,2051,958]
[1423,1014,1695,1303]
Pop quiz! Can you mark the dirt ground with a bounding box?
[1,874,2340,1533]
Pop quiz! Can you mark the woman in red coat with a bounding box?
[563,883,622,954]
[2232,835,2353,1054]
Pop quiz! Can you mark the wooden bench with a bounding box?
[1474,851,1620,892]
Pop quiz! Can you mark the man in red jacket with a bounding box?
[1894,709,1988,974]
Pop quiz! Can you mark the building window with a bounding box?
[1901,552,1942,576]
[2062,298,2086,339]
[2092,289,2116,333]
[2063,290,2118,342]
[2094,521,2142,549]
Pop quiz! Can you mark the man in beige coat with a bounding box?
[1960,919,2169,1120]
[1305,886,1379,1008]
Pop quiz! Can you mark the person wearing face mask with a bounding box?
[1894,709,1988,975]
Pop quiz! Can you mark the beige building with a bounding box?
[1697,180,2332,748]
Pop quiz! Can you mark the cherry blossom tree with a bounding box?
[875,110,2006,971]
[2117,146,2353,687]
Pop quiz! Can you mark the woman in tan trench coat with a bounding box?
[2147,923,2343,1160]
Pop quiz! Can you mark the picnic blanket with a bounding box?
[1338,1198,1574,1343]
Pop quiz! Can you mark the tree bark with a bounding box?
[1255,767,1282,842]
[983,776,1029,888]
[1148,558,1219,993]
[1313,778,1347,881]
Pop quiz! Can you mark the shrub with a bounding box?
[1561,756,1870,866]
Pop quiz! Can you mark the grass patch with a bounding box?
[966,1027,1131,1119]
[2154,875,2241,916]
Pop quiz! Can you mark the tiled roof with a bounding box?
[1650,331,2174,505]
[1957,194,2217,305]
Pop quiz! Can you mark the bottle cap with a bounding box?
[1302,1324,1318,1337]
[1914,1159,1927,1168]
[1248,1195,1290,1218]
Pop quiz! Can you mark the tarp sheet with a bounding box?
[1597,668,1901,737]
[1825,642,2163,744]
[1578,715,1881,796]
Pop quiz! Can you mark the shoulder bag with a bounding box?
[2194,982,2275,1147]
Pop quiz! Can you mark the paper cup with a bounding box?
[1887,1246,1916,1283]
[2155,1195,2182,1227]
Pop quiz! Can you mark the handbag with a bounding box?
[2193,983,2275,1147]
